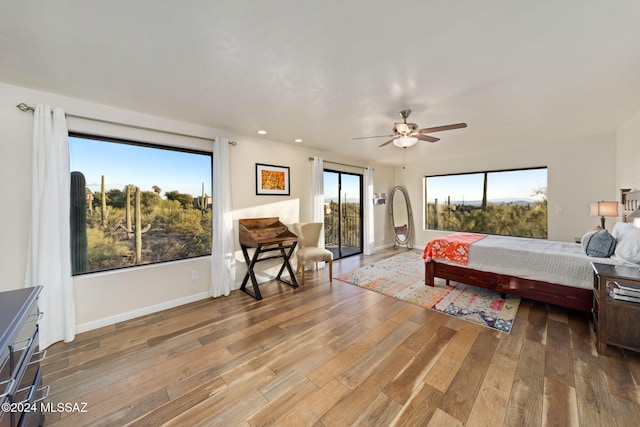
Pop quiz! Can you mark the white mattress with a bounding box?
[432,235,632,290]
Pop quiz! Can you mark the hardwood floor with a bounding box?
[41,249,640,426]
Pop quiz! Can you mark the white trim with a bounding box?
[75,291,211,333]
[376,243,396,251]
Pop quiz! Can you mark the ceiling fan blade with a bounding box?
[418,123,467,134]
[416,134,440,143]
[352,134,396,140]
[379,137,398,147]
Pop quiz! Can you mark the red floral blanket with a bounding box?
[423,232,488,265]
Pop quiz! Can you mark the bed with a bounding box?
[424,189,640,312]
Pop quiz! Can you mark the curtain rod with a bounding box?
[308,157,371,170]
[16,103,236,146]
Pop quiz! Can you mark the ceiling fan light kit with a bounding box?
[353,109,467,149]
[393,136,418,148]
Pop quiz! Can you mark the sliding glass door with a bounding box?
[323,170,363,259]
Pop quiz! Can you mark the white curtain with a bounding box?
[211,137,236,297]
[311,157,324,224]
[363,166,375,255]
[25,105,76,349]
[310,157,326,268]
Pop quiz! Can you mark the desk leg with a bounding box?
[275,242,298,288]
[240,245,263,300]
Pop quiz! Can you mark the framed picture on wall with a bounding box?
[256,163,290,195]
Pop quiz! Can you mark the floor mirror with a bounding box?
[389,185,414,249]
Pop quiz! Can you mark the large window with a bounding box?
[69,133,212,275]
[424,167,547,238]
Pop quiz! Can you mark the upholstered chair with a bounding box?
[293,223,333,285]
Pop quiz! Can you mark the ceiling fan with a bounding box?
[353,109,467,148]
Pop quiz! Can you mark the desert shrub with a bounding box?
[86,227,131,270]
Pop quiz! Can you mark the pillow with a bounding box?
[583,229,616,258]
[613,224,640,263]
[581,225,603,244]
[612,221,634,239]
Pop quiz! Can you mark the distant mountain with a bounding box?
[324,197,361,204]
[441,198,539,206]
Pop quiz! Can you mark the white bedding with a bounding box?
[432,235,634,290]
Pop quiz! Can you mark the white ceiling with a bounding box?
[2,1,640,165]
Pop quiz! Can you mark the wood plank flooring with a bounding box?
[40,249,640,426]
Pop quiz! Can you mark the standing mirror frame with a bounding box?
[389,185,414,249]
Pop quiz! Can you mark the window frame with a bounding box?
[69,132,214,276]
[423,166,548,238]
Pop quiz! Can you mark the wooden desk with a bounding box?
[238,218,298,300]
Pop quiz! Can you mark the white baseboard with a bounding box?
[75,291,211,334]
[375,243,395,251]
[75,244,413,334]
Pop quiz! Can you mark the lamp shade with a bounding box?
[589,201,618,217]
[393,136,418,148]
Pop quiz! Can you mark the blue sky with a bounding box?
[426,168,547,203]
[324,171,361,202]
[69,136,212,197]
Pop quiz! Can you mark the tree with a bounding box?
[107,188,125,208]
[532,186,548,201]
[165,190,195,209]
[141,191,162,214]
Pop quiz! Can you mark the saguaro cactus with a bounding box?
[70,171,88,274]
[125,184,132,232]
[114,184,150,263]
[196,182,207,215]
[101,175,108,226]
[86,189,94,213]
[135,186,142,263]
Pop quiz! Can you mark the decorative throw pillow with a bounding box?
[612,221,633,239]
[613,224,640,263]
[581,225,603,244]
[583,229,616,258]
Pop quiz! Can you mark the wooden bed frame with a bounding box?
[424,189,640,312]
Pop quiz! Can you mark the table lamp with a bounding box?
[590,201,619,228]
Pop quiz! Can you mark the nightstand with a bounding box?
[591,263,640,354]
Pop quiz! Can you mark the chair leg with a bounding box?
[329,259,333,282]
[301,263,305,285]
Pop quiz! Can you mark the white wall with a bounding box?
[394,132,618,248]
[0,82,395,332]
[227,133,396,284]
[617,107,640,190]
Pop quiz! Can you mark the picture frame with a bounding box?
[256,163,290,195]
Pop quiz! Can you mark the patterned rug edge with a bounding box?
[335,252,520,334]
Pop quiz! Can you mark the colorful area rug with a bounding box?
[335,251,520,333]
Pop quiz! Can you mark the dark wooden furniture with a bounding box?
[621,188,640,222]
[239,217,298,300]
[425,261,592,311]
[1,286,46,427]
[591,262,640,354]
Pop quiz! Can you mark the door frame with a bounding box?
[323,169,363,260]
